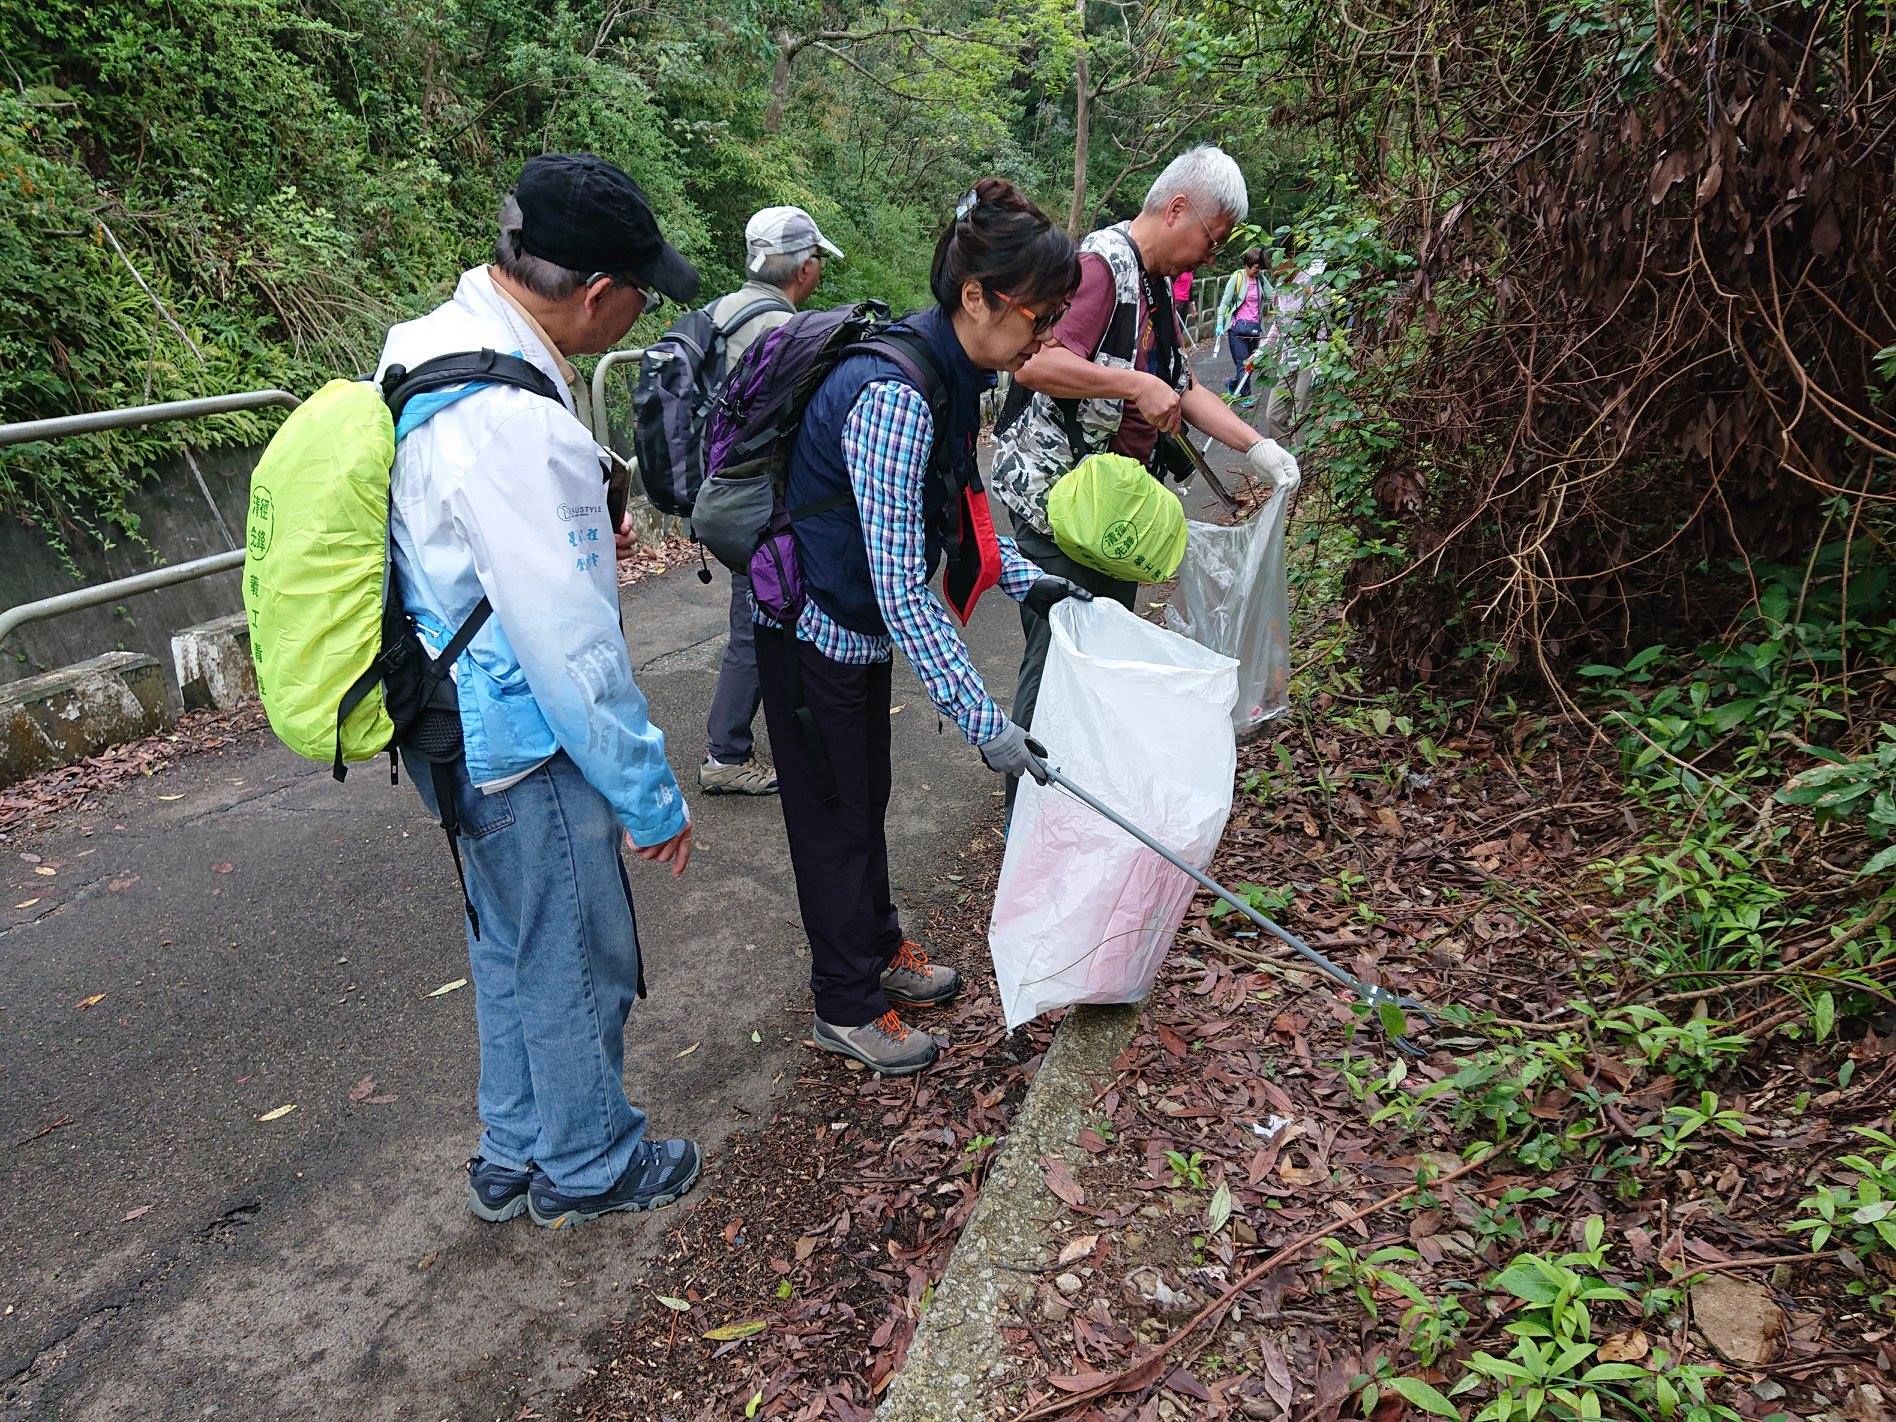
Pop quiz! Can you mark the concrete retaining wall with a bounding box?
[0,444,253,683]
[0,361,665,782]
[0,652,176,782]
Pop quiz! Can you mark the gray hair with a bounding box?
[1143,145,1249,223]
[751,249,815,288]
[494,194,593,301]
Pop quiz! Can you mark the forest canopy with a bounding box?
[0,0,1309,546]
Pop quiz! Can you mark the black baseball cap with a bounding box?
[513,153,701,303]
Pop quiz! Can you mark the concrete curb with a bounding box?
[879,1001,1144,1421]
[172,611,256,710]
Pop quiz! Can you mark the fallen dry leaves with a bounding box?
[563,843,1057,1422]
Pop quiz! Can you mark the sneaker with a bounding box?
[813,1010,939,1075]
[466,1155,534,1223]
[699,756,779,795]
[527,1139,703,1229]
[881,940,961,1009]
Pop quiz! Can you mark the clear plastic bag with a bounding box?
[1164,490,1293,734]
[989,600,1237,1029]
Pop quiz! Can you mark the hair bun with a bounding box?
[969,177,1031,215]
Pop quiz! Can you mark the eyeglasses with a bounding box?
[1184,200,1224,252]
[589,272,664,314]
[1004,296,1066,338]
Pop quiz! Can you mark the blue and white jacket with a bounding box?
[374,266,686,847]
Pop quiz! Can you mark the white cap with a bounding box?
[745,206,844,274]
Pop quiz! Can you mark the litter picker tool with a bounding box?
[1025,748,1436,1057]
[1165,430,1240,514]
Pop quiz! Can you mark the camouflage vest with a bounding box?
[990,224,1185,535]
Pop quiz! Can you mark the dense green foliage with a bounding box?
[0,0,1312,553]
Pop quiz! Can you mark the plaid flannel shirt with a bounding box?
[757,379,1040,746]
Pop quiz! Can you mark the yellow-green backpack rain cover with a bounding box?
[1046,451,1188,584]
[243,379,397,764]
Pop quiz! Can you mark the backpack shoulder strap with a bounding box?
[716,295,796,340]
[784,330,950,525]
[855,329,948,420]
[380,348,564,423]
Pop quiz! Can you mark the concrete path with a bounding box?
[0,560,1023,1422]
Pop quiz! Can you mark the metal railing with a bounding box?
[0,389,301,648]
[589,347,645,447]
[588,346,696,541]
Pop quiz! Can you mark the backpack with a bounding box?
[630,294,793,515]
[689,301,901,577]
[690,303,956,809]
[243,349,564,933]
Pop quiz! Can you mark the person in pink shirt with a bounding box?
[1172,267,1196,322]
[1214,247,1270,395]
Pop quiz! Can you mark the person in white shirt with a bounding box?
[375,154,702,1229]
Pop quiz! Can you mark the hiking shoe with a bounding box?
[881,940,961,1009]
[698,757,778,795]
[527,1139,702,1228]
[813,1010,939,1075]
[466,1155,534,1223]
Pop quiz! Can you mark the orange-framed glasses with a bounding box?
[1004,296,1066,337]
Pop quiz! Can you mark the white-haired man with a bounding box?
[697,206,843,796]
[991,145,1300,777]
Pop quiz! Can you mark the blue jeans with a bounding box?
[405,748,646,1194]
[1226,321,1262,394]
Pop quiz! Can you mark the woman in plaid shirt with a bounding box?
[756,180,1092,1074]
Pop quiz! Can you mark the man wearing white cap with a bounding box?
[697,206,844,795]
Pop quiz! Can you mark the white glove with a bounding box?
[1247,438,1301,496]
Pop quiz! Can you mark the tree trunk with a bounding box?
[1066,0,1090,237]
[765,30,794,133]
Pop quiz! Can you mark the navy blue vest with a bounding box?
[784,307,991,636]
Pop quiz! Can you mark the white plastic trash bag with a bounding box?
[990,600,1238,1029]
[1164,491,1293,734]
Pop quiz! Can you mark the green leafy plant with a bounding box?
[1396,1219,1739,1422]
[1583,1005,1751,1086]
[1318,1239,1422,1320]
[1470,1185,1559,1251]
[1164,1149,1209,1191]
[1370,1034,1591,1169]
[1788,1124,1896,1310]
[1777,724,1896,876]
[1208,881,1297,922]
[1638,1091,1746,1167]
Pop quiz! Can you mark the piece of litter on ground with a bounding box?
[257,1104,297,1122]
[427,978,468,998]
[33,866,55,877]
[121,1204,153,1222]
[676,1041,701,1059]
[75,993,105,1010]
[157,794,184,801]
[1244,1114,1293,1141]
[15,898,39,909]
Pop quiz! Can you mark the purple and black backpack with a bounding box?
[630,294,792,516]
[690,301,897,613]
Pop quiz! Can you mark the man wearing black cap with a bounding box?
[374,154,706,1229]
